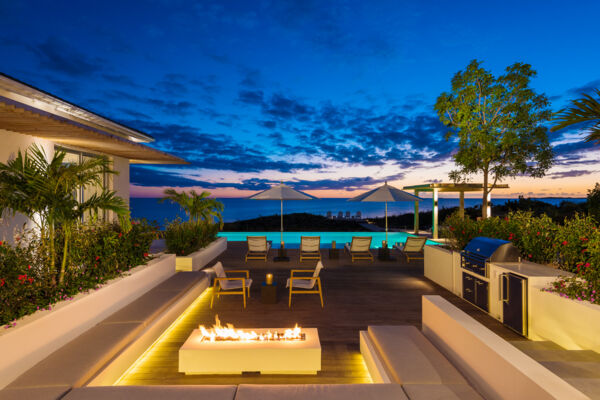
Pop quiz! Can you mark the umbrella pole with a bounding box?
[280,198,283,245]
[385,201,388,245]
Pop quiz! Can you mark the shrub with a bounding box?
[0,220,156,327]
[164,219,218,256]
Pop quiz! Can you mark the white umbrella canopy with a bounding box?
[248,182,317,244]
[349,181,423,243]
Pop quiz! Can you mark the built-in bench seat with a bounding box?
[63,385,237,400]
[364,325,483,399]
[3,271,208,396]
[234,383,407,400]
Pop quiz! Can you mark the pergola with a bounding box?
[403,183,509,239]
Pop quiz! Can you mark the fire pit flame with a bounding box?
[198,315,305,342]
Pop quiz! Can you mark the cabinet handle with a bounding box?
[476,281,484,286]
[465,276,473,281]
[502,275,509,303]
[465,288,472,293]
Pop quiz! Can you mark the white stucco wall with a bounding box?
[111,155,130,207]
[0,130,55,243]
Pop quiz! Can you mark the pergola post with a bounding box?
[433,189,439,239]
[459,191,465,219]
[413,190,419,234]
[487,192,492,218]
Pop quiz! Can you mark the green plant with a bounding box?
[0,144,130,284]
[160,189,224,227]
[0,221,156,327]
[551,88,600,145]
[435,60,553,219]
[164,218,218,256]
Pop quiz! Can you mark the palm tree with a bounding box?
[0,144,129,284]
[161,189,224,228]
[552,89,600,144]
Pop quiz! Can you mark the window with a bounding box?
[57,146,107,222]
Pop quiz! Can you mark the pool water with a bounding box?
[217,231,439,249]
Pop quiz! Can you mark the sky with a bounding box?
[1,0,599,199]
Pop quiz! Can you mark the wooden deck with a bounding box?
[118,242,525,386]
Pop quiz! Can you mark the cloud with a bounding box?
[567,79,600,96]
[123,119,322,174]
[238,89,264,105]
[30,37,103,76]
[548,170,596,179]
[102,74,141,88]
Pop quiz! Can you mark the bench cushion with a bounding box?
[0,386,70,400]
[402,384,484,400]
[367,326,467,384]
[64,385,237,400]
[235,384,407,400]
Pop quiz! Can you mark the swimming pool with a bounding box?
[217,231,439,248]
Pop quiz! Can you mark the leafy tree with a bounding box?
[161,189,224,228]
[551,89,600,144]
[435,60,553,218]
[588,183,600,223]
[0,144,129,284]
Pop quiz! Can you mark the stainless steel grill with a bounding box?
[461,237,520,278]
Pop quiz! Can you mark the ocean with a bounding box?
[129,197,586,226]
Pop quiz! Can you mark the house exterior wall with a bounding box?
[0,130,55,243]
[0,129,132,241]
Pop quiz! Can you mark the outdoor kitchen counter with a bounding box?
[490,261,573,278]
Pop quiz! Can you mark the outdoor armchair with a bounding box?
[299,236,322,262]
[286,261,324,308]
[345,236,373,262]
[394,236,427,262]
[245,236,271,262]
[210,261,252,308]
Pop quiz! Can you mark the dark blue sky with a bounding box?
[2,1,599,197]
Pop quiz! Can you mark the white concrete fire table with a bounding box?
[178,328,321,374]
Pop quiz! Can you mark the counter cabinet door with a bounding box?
[462,272,475,304]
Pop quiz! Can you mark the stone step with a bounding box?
[509,340,565,352]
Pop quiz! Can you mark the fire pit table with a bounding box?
[179,319,321,375]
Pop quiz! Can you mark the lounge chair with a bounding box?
[326,211,332,219]
[355,211,362,220]
[394,236,428,262]
[245,236,271,261]
[337,211,343,219]
[345,236,373,262]
[210,262,252,308]
[299,236,321,262]
[286,261,324,308]
[345,211,351,219]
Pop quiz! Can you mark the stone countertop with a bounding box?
[491,261,573,278]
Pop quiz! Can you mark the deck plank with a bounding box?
[117,242,524,385]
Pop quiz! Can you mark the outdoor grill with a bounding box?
[461,237,520,278]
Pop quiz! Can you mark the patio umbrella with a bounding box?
[248,182,316,245]
[348,181,423,244]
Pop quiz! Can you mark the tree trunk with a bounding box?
[58,228,70,285]
[482,170,489,219]
[49,222,56,285]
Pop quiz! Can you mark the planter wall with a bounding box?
[175,237,227,271]
[529,287,600,352]
[0,253,176,389]
[424,245,461,295]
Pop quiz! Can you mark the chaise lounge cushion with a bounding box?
[402,383,483,400]
[235,384,408,400]
[367,326,467,385]
[63,385,237,400]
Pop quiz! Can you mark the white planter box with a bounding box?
[0,253,176,389]
[529,287,600,352]
[175,237,227,271]
[424,245,461,295]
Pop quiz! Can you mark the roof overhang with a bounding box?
[0,73,186,165]
[403,183,509,193]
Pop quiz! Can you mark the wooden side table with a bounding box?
[261,282,278,304]
[274,246,289,262]
[328,248,339,259]
[378,245,395,261]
